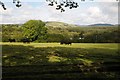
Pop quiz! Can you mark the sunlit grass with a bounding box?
[0,42,118,49]
[2,42,119,66]
[2,42,120,79]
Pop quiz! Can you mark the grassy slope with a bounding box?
[1,43,120,79]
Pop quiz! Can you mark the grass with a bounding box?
[1,42,120,79]
[1,42,118,48]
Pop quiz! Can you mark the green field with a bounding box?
[1,42,120,79]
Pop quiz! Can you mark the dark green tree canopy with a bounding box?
[22,20,47,42]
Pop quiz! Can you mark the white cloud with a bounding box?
[97,0,118,2]
[0,2,118,25]
[74,2,118,25]
[0,7,13,16]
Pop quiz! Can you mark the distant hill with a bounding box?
[45,21,116,28]
[1,21,116,27]
[89,23,114,26]
[45,21,79,28]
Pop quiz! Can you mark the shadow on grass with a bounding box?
[2,45,120,79]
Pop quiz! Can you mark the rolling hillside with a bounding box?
[45,21,79,28]
[45,21,117,28]
[88,23,115,27]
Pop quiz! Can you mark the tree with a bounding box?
[0,1,6,10]
[0,0,95,12]
[0,0,21,10]
[0,0,119,12]
[79,31,84,39]
[22,20,47,42]
[2,24,23,42]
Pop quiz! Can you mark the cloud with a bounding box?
[0,2,118,25]
[97,0,118,2]
[1,3,52,24]
[71,2,118,25]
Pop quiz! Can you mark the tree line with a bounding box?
[1,20,120,43]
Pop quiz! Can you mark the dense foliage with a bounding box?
[2,24,22,42]
[21,20,47,42]
[1,20,47,42]
[1,20,120,43]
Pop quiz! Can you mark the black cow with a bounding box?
[9,39,16,42]
[21,38,31,43]
[60,40,72,45]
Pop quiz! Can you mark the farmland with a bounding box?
[1,42,120,79]
[1,21,120,79]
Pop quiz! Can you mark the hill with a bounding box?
[45,21,79,28]
[89,23,114,26]
[45,21,116,28]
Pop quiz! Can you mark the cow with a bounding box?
[60,40,72,45]
[21,38,31,43]
[8,39,16,42]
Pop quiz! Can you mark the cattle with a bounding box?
[8,39,16,42]
[60,40,72,45]
[21,38,31,43]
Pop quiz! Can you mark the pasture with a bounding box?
[1,42,120,79]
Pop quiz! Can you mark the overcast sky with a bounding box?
[0,0,119,25]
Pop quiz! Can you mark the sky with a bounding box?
[0,0,119,25]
